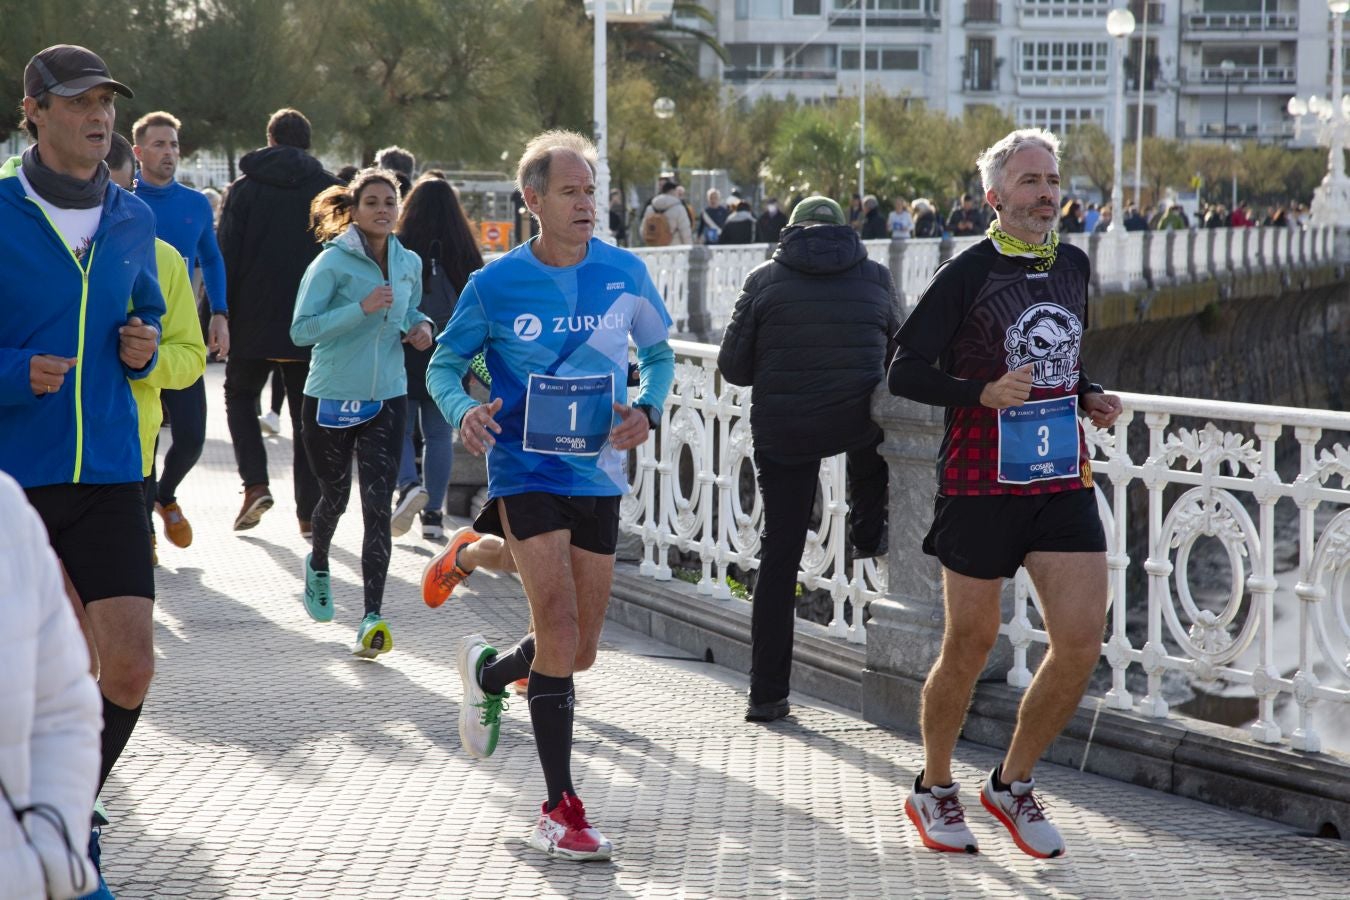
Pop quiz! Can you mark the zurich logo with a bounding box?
[514,314,543,341]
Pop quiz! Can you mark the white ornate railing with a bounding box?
[637,247,692,334]
[628,226,1334,339]
[624,343,1350,751]
[1009,394,1350,752]
[620,340,885,644]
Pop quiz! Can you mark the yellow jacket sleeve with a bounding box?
[130,241,209,476]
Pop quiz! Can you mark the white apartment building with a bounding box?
[693,0,1342,145]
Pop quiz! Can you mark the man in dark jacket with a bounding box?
[217,107,338,534]
[756,197,788,244]
[860,194,889,239]
[717,195,898,723]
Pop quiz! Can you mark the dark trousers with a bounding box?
[155,376,207,505]
[749,433,888,704]
[224,356,319,520]
[301,395,407,617]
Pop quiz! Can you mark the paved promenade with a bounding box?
[96,367,1350,898]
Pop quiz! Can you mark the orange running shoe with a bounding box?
[422,526,481,608]
[511,677,530,696]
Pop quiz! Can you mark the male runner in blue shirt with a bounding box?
[424,130,674,861]
[132,110,229,550]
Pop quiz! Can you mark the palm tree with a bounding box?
[609,1,728,84]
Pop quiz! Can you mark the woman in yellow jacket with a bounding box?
[108,135,206,563]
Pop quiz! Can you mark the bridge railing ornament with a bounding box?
[625,344,1350,752]
[620,339,885,645]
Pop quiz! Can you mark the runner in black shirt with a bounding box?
[889,128,1122,859]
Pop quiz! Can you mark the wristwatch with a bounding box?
[634,403,661,430]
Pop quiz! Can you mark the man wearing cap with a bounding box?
[717,195,898,722]
[0,43,164,897]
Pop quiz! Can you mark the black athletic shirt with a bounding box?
[888,238,1096,497]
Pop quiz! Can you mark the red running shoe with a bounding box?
[525,792,613,861]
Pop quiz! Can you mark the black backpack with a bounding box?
[420,240,459,332]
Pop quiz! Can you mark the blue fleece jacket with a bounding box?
[134,178,228,314]
[0,161,165,488]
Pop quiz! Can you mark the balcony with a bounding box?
[828,3,940,29]
[1182,64,1296,85]
[1124,54,1161,91]
[1018,0,1111,22]
[1184,11,1298,33]
[1015,72,1109,93]
[1184,120,1296,140]
[964,0,1000,23]
[723,66,838,83]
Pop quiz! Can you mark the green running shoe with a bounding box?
[352,613,393,659]
[304,553,334,623]
[458,634,507,758]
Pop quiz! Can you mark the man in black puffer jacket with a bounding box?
[217,108,338,536]
[718,195,899,723]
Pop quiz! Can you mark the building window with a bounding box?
[1017,105,1104,133]
[1125,103,1157,138]
[728,43,776,73]
[793,0,823,13]
[736,0,783,18]
[1020,40,1109,76]
[840,46,922,70]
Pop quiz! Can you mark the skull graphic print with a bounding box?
[1003,303,1082,390]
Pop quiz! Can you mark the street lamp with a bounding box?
[1309,0,1350,228]
[653,97,675,119]
[1106,6,1136,234]
[583,0,675,243]
[1219,58,1235,140]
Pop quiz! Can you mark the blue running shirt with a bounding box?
[432,237,672,498]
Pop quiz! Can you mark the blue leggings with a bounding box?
[156,377,207,505]
[398,396,454,514]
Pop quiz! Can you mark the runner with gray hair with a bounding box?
[888,128,1122,859]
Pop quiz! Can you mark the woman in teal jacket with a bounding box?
[290,168,434,658]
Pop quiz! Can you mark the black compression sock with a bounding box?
[527,671,576,811]
[98,696,144,792]
[480,634,535,695]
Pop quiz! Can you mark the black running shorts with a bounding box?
[922,488,1106,580]
[474,492,621,556]
[25,482,156,603]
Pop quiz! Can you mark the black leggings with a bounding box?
[301,395,407,617]
[156,376,207,505]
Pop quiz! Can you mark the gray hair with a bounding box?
[516,130,598,197]
[976,128,1061,195]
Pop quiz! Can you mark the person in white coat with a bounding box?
[0,470,103,899]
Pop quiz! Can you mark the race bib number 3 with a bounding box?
[523,373,615,456]
[997,395,1080,485]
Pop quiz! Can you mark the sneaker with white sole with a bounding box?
[525,792,613,861]
[391,484,428,537]
[904,776,978,854]
[421,509,444,540]
[457,634,506,759]
[259,410,282,435]
[980,767,1065,859]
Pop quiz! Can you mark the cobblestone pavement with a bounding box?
[97,367,1350,898]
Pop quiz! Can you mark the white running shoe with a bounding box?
[904,777,978,854]
[259,410,282,435]
[391,484,428,538]
[457,634,506,759]
[980,768,1065,859]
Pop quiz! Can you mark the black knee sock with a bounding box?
[480,635,535,695]
[98,696,144,793]
[527,671,575,811]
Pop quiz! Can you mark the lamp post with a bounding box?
[1309,0,1350,229]
[584,1,675,243]
[1132,0,1149,206]
[1106,7,1136,234]
[1219,57,1235,140]
[858,0,868,200]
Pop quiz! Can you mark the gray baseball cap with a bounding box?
[25,45,134,99]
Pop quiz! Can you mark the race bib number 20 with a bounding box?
[997,395,1080,484]
[523,373,615,456]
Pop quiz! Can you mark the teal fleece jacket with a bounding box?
[0,156,165,487]
[291,226,430,401]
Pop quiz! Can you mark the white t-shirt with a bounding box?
[17,167,102,261]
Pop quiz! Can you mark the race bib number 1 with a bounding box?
[523,372,614,456]
[997,395,1080,484]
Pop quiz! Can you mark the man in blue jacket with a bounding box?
[0,44,164,897]
[133,110,229,552]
